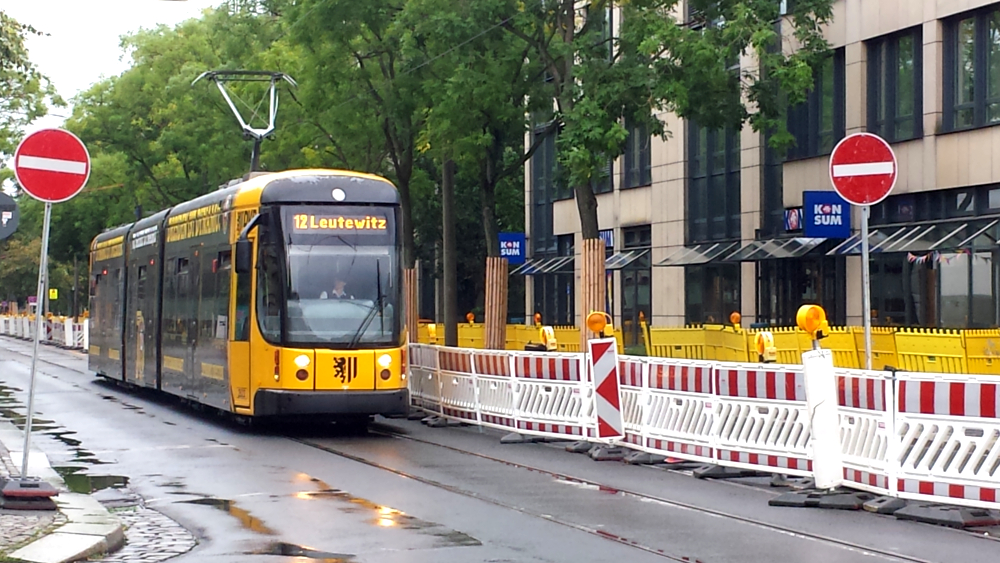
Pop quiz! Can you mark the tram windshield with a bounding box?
[275,205,402,347]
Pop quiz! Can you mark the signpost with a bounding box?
[9,128,90,496]
[829,133,897,370]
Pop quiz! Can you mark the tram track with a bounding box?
[292,423,941,563]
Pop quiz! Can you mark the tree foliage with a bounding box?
[0,11,57,155]
[0,0,835,315]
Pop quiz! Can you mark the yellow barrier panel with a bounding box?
[779,327,864,369]
[894,327,967,374]
[457,324,485,349]
[704,325,750,363]
[963,329,1000,376]
[646,327,706,359]
[851,327,898,370]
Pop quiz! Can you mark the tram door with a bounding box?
[229,237,253,409]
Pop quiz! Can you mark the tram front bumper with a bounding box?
[253,388,409,417]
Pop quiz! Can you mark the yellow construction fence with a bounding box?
[414,322,1000,375]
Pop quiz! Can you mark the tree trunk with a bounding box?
[404,267,418,343]
[480,160,508,349]
[442,159,458,347]
[484,257,508,349]
[580,238,606,350]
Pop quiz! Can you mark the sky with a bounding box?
[4,0,223,133]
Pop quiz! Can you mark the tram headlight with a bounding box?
[295,369,309,381]
[379,369,391,381]
[377,354,392,368]
[294,354,310,369]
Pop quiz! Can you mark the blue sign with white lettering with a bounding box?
[804,191,850,238]
[499,232,526,264]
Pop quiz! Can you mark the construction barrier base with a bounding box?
[692,465,763,480]
[893,504,1000,529]
[862,496,908,514]
[769,490,875,510]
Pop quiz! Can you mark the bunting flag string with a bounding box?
[906,249,988,265]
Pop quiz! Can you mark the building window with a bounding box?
[684,264,740,325]
[868,28,922,142]
[787,48,845,160]
[530,127,560,255]
[623,118,652,189]
[621,226,651,347]
[688,122,740,243]
[944,6,1000,131]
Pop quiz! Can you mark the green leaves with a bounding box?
[0,11,60,155]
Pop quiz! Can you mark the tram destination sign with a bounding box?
[291,213,388,232]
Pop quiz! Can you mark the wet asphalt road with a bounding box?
[0,337,998,563]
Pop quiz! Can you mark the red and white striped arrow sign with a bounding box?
[14,129,91,203]
[829,132,896,206]
[589,338,624,440]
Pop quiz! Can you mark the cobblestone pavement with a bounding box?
[0,510,67,554]
[95,505,198,563]
[0,433,66,558]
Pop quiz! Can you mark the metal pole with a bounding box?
[861,205,872,371]
[21,202,52,478]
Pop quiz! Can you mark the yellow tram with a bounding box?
[87,169,408,420]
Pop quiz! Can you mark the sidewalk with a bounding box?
[0,420,124,563]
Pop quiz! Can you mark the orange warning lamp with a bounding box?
[796,304,829,341]
[534,312,542,325]
[466,312,475,324]
[587,311,611,337]
[729,311,741,329]
[755,331,777,363]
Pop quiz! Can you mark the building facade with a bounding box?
[520,0,1000,341]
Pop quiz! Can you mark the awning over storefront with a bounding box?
[655,241,740,267]
[509,255,574,275]
[723,237,826,262]
[605,249,649,270]
[826,219,1000,255]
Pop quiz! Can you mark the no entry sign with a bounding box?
[829,133,896,206]
[14,129,91,203]
[828,132,896,373]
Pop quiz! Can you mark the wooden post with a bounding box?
[404,267,418,343]
[484,256,508,349]
[579,238,606,350]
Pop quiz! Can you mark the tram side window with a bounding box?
[215,250,231,341]
[256,239,281,342]
[137,266,146,300]
[235,263,251,342]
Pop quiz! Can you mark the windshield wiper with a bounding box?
[348,260,384,347]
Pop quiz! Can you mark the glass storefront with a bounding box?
[684,264,740,325]
[757,256,846,326]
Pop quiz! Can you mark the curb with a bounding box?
[0,421,125,563]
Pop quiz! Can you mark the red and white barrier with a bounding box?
[895,373,1000,509]
[640,359,716,464]
[514,350,595,439]
[837,369,894,495]
[713,365,812,476]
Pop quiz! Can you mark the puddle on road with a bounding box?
[251,541,354,562]
[53,466,130,494]
[294,475,481,548]
[179,497,278,535]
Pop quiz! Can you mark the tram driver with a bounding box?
[320,277,354,300]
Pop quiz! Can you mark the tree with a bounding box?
[401,0,542,345]
[500,0,833,336]
[0,11,57,155]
